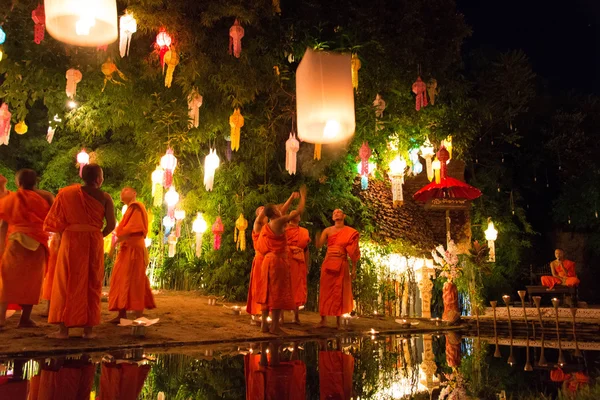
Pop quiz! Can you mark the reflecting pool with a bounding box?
[0,332,597,399]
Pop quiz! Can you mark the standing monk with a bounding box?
[108,187,155,322]
[44,164,116,339]
[0,169,53,328]
[541,249,580,290]
[316,209,360,330]
[256,186,306,335]
[0,174,21,317]
[285,214,310,324]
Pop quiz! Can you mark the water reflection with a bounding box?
[0,332,595,399]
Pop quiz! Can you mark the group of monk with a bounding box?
[246,185,361,334]
[0,164,155,338]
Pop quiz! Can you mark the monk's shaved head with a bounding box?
[82,164,104,186]
[120,187,137,205]
[255,206,265,218]
[16,169,37,190]
[332,209,345,222]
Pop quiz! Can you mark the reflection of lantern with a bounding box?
[285,133,299,175]
[296,48,355,144]
[192,212,208,257]
[388,156,406,207]
[229,109,244,151]
[156,30,172,67]
[409,148,423,175]
[0,104,11,146]
[174,209,185,238]
[66,69,82,99]
[32,4,46,44]
[45,0,118,47]
[228,19,244,58]
[164,47,179,88]
[212,217,224,250]
[119,12,136,58]
[76,149,89,177]
[160,148,177,188]
[432,158,441,184]
[204,148,220,191]
[151,166,164,207]
[234,214,248,251]
[188,90,203,128]
[15,121,28,135]
[420,139,435,182]
[484,218,498,263]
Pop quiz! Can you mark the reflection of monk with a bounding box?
[0,359,28,400]
[108,187,155,322]
[99,362,151,400]
[541,249,580,290]
[550,368,589,397]
[0,169,53,328]
[285,214,310,323]
[319,342,354,400]
[445,332,462,368]
[28,356,95,399]
[316,210,360,329]
[44,164,116,339]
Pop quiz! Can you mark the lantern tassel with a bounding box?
[314,143,322,160]
[195,232,203,257]
[153,184,163,208]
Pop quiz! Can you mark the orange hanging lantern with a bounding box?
[101,58,126,91]
[156,30,172,67]
[229,109,244,151]
[160,148,177,188]
[66,69,82,99]
[164,47,179,88]
[32,4,45,44]
[314,143,322,160]
[212,217,224,250]
[229,19,244,58]
[15,121,28,135]
[76,149,89,177]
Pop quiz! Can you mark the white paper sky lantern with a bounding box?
[44,0,118,47]
[296,48,355,144]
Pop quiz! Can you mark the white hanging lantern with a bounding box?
[203,148,220,191]
[388,156,406,207]
[285,133,299,175]
[162,215,175,229]
[164,186,179,217]
[76,149,89,177]
[409,148,423,175]
[296,48,355,144]
[45,0,118,47]
[187,90,203,128]
[420,138,435,182]
[192,212,208,257]
[174,209,186,238]
[160,148,177,188]
[119,12,137,58]
[484,219,498,263]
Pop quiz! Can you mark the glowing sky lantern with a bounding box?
[388,156,407,206]
[485,218,498,262]
[76,149,89,177]
[420,138,435,182]
[296,48,355,144]
[204,148,220,191]
[44,0,118,47]
[164,186,179,218]
[192,212,208,257]
[432,157,441,184]
[119,12,137,58]
[160,148,177,188]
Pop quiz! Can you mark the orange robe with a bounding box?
[31,362,95,400]
[319,351,354,400]
[42,233,60,301]
[99,363,151,400]
[245,353,265,400]
[246,231,265,315]
[0,189,50,305]
[541,260,580,289]
[285,225,311,308]
[289,360,307,400]
[319,226,360,317]
[256,224,294,311]
[244,354,302,400]
[44,184,105,327]
[108,202,155,312]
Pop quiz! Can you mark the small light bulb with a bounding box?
[68,101,77,109]
[323,120,341,139]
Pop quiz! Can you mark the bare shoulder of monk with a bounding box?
[34,189,54,206]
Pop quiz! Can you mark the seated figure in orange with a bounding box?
[541,249,580,290]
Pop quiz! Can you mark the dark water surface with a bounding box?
[0,332,597,399]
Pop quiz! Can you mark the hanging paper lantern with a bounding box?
[484,218,498,263]
[420,138,435,182]
[388,156,407,207]
[119,12,136,58]
[66,69,82,99]
[409,148,423,175]
[44,0,118,47]
[164,47,179,88]
[272,0,281,13]
[229,109,244,151]
[212,216,224,250]
[164,186,179,218]
[224,134,232,161]
[174,209,185,238]
[228,19,244,58]
[101,58,126,91]
[285,133,300,175]
[234,213,248,251]
[162,215,175,230]
[373,94,386,118]
[47,126,55,143]
[151,166,164,207]
[0,104,11,146]
[359,142,372,176]
[0,27,5,45]
[204,148,220,191]
[432,157,441,184]
[15,121,28,135]
[160,148,177,188]
[76,149,89,177]
[187,90,203,128]
[156,30,172,67]
[191,212,208,257]
[412,76,428,111]
[296,48,355,144]
[442,136,453,161]
[350,53,361,90]
[356,161,376,190]
[314,143,322,160]
[32,4,46,44]
[427,78,439,105]
[167,232,177,257]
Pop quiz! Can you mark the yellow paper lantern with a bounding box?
[432,158,441,184]
[229,109,244,151]
[15,121,28,135]
[351,53,361,90]
[234,213,248,251]
[164,47,179,88]
[296,48,355,144]
[45,0,118,47]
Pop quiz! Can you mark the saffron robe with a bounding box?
[30,362,95,400]
[42,233,60,301]
[246,231,265,315]
[319,226,360,316]
[99,363,151,400]
[108,202,155,312]
[244,354,302,400]
[256,224,294,311]
[285,225,311,307]
[0,189,50,305]
[541,259,580,289]
[245,353,265,400]
[319,351,354,400]
[44,185,105,327]
[0,378,28,400]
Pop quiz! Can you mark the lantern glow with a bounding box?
[0,27,5,45]
[192,212,208,257]
[204,148,220,191]
[432,158,441,184]
[296,48,355,144]
[119,12,137,58]
[76,149,89,177]
[388,156,407,206]
[160,149,177,188]
[485,218,498,262]
[420,139,435,181]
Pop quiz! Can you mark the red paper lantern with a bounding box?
[32,4,45,44]
[156,30,172,66]
[160,148,177,188]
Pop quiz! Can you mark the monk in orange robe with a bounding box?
[541,249,580,290]
[319,341,354,400]
[108,187,155,322]
[245,342,301,400]
[257,186,306,335]
[0,174,20,317]
[40,232,60,317]
[99,361,151,400]
[44,164,116,339]
[0,169,53,328]
[285,215,310,323]
[316,209,360,330]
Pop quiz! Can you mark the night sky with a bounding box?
[457,0,599,94]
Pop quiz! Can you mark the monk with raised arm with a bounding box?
[541,249,580,290]
[44,164,116,339]
[0,169,53,328]
[108,187,155,322]
[316,209,360,330]
[256,186,306,335]
[285,213,310,324]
